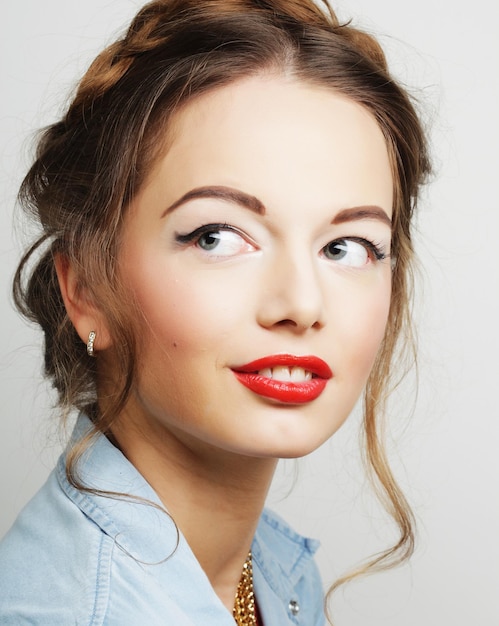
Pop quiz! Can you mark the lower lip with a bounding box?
[233,372,328,404]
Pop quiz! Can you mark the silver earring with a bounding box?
[87,331,96,357]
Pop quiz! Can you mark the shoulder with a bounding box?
[253,508,325,625]
[0,414,160,625]
[0,415,235,626]
[0,465,112,624]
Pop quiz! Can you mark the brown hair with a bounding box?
[13,0,430,619]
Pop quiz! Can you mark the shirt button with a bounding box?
[289,599,300,616]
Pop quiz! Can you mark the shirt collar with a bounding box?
[58,413,180,563]
[252,507,320,606]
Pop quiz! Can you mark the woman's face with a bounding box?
[115,75,393,459]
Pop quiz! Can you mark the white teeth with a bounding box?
[291,367,308,382]
[259,367,272,378]
[257,366,313,382]
[272,366,292,381]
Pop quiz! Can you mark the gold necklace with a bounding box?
[233,550,257,625]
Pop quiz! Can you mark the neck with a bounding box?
[111,415,277,613]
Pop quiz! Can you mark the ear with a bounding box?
[54,253,112,353]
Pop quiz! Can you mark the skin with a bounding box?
[58,75,393,613]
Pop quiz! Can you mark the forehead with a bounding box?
[151,75,393,215]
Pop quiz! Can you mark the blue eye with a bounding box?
[197,229,248,255]
[176,223,256,258]
[322,238,387,267]
[198,231,223,251]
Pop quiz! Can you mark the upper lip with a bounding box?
[232,354,332,379]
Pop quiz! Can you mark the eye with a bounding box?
[197,229,249,255]
[175,224,256,258]
[322,237,387,267]
[197,231,223,251]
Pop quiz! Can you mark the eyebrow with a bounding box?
[161,186,265,217]
[332,206,392,228]
[161,185,392,227]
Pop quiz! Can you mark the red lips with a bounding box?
[232,354,332,404]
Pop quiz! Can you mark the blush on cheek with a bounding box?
[343,296,391,380]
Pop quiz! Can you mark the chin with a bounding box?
[248,430,334,460]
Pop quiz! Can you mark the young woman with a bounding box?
[0,0,430,624]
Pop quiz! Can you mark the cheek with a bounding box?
[136,280,207,351]
[127,259,246,357]
[333,274,392,379]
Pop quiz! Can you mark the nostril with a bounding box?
[275,319,298,327]
[271,317,324,332]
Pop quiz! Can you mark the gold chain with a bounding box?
[233,550,257,625]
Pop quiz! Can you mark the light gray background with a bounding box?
[1,1,498,624]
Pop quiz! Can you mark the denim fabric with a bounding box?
[0,415,325,625]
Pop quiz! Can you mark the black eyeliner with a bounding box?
[175,222,232,244]
[325,236,390,262]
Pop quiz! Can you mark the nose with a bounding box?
[257,249,326,332]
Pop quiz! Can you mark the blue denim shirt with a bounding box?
[0,415,325,625]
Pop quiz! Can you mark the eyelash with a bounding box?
[175,223,236,244]
[341,237,388,261]
[175,223,388,262]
